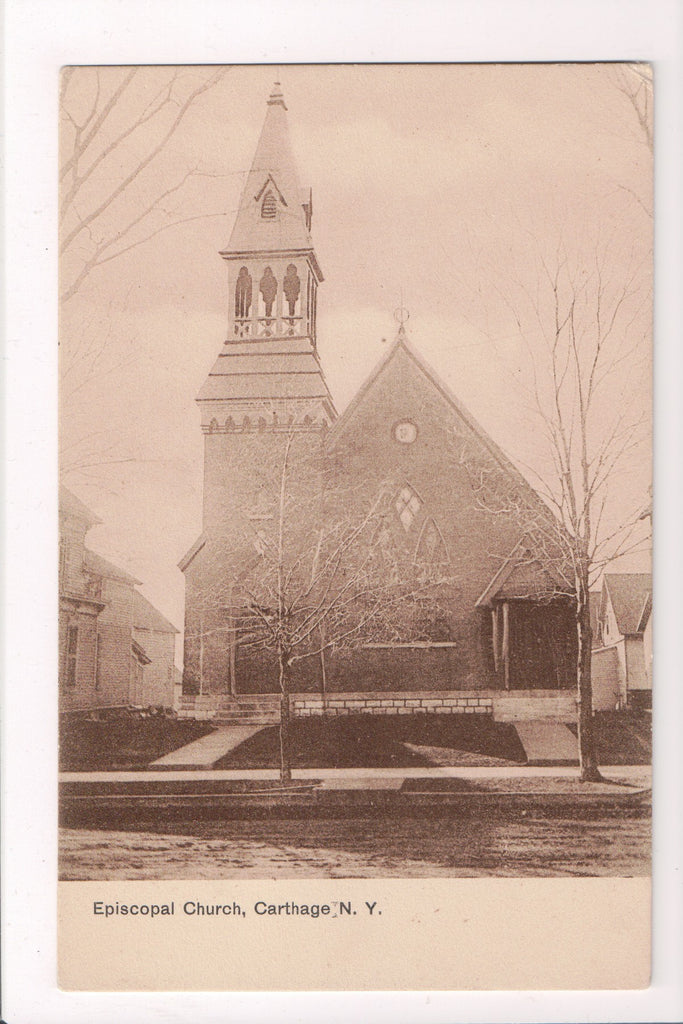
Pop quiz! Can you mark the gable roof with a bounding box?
[133,591,179,634]
[84,548,142,586]
[327,332,553,520]
[475,540,570,607]
[59,485,101,527]
[603,573,652,635]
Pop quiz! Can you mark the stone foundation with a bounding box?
[177,688,578,722]
[292,693,493,716]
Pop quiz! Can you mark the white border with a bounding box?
[3,1,682,1021]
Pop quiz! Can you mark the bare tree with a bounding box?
[60,66,229,303]
[185,428,451,783]
[455,234,650,781]
[59,67,231,480]
[611,63,653,155]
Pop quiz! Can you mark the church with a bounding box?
[179,83,578,725]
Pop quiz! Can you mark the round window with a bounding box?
[393,421,418,444]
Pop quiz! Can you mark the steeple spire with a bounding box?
[197,82,335,433]
[222,82,315,257]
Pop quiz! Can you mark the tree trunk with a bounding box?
[576,588,602,782]
[278,650,292,784]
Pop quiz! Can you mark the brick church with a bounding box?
[179,84,578,723]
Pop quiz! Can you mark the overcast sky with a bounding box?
[60,64,653,651]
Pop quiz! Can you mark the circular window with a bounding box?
[393,420,418,444]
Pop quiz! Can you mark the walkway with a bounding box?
[150,726,262,769]
[514,720,579,765]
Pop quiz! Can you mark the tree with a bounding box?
[59,67,231,480]
[455,233,651,781]
[60,66,228,303]
[185,428,451,784]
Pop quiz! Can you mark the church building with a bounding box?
[179,84,578,724]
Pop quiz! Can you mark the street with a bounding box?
[60,811,650,879]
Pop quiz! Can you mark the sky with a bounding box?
[59,63,653,655]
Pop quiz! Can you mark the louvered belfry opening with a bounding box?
[261,189,277,219]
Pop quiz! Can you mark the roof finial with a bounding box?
[393,303,410,339]
[268,81,287,110]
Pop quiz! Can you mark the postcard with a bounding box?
[53,61,652,993]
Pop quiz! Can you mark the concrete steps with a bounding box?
[213,712,280,725]
[178,695,282,724]
[211,696,280,726]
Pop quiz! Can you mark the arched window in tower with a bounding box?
[261,190,277,219]
[259,267,277,319]
[234,266,252,319]
[395,484,422,532]
[283,264,301,316]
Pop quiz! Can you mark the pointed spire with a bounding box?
[222,83,312,255]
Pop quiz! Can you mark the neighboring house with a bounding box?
[592,573,652,710]
[132,591,179,707]
[179,84,580,724]
[59,486,179,712]
[59,487,105,708]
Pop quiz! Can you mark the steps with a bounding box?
[177,695,281,724]
[212,696,280,727]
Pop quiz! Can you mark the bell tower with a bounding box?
[196,83,336,437]
[181,83,337,698]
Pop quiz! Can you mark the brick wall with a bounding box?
[183,344,577,699]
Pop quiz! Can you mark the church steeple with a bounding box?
[197,83,335,434]
[223,81,317,260]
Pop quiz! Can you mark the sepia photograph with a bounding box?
[57,63,653,887]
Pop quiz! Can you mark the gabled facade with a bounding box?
[60,487,178,711]
[592,573,652,708]
[180,85,579,721]
[59,486,105,708]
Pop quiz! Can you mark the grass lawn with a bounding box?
[214,714,527,769]
[59,712,216,771]
[567,710,651,765]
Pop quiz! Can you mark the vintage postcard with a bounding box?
[56,63,653,992]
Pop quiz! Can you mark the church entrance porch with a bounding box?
[489,598,577,692]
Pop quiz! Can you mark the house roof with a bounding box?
[222,84,316,258]
[59,485,101,527]
[603,573,652,635]
[84,548,142,586]
[133,591,179,634]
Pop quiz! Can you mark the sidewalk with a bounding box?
[60,764,651,786]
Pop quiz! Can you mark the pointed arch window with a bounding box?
[395,484,422,532]
[261,190,277,219]
[234,266,253,318]
[415,517,449,564]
